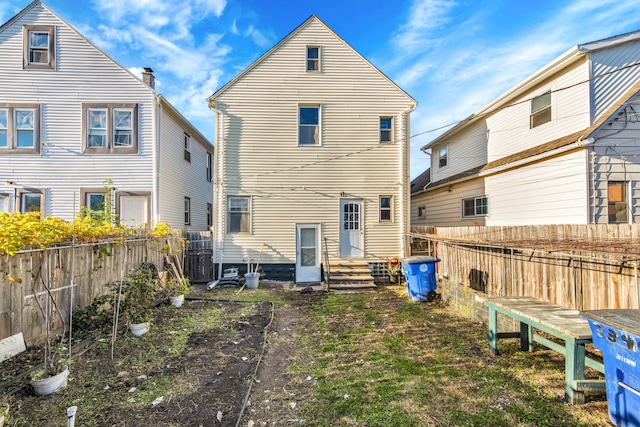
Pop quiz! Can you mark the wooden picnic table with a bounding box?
[485,296,605,404]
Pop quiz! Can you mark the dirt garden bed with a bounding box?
[1,283,612,426]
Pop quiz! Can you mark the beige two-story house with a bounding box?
[208,15,415,283]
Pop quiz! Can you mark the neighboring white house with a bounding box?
[208,15,416,283]
[413,30,640,227]
[0,0,213,231]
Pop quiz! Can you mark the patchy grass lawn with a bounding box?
[246,284,610,427]
[1,284,610,426]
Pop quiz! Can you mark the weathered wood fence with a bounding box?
[0,237,180,345]
[410,224,640,311]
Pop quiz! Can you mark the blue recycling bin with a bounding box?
[581,309,640,427]
[401,256,440,302]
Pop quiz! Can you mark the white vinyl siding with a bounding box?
[0,3,212,227]
[157,107,213,231]
[214,18,414,263]
[486,59,590,161]
[430,122,487,184]
[485,150,588,225]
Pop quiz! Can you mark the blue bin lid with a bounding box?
[581,309,640,336]
[401,256,440,264]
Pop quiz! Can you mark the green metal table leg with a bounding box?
[488,306,498,355]
[565,337,586,404]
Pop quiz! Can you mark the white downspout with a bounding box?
[153,95,161,225]
[400,104,416,258]
[208,101,225,280]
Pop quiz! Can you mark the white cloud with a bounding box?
[391,0,640,178]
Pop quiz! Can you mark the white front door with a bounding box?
[120,196,148,227]
[296,224,321,283]
[340,199,364,258]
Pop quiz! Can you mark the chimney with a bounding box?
[142,67,155,89]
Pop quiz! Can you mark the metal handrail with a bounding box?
[323,237,330,289]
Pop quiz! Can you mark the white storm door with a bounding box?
[340,199,364,258]
[296,224,321,283]
[119,196,148,227]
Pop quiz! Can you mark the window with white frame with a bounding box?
[23,25,55,70]
[86,192,106,212]
[462,196,488,218]
[18,190,43,214]
[418,206,426,217]
[83,104,138,154]
[380,196,392,222]
[299,106,320,145]
[184,197,191,225]
[184,133,191,162]
[439,146,448,168]
[530,91,551,128]
[608,181,628,223]
[206,152,212,181]
[228,196,250,233]
[306,46,319,72]
[380,117,392,143]
[0,105,40,153]
[0,195,7,212]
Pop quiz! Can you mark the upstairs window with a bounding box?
[0,104,41,154]
[530,91,551,128]
[113,109,133,147]
[184,133,191,162]
[206,152,212,181]
[462,196,488,218]
[24,25,55,70]
[83,104,138,154]
[418,206,426,217]
[380,117,393,143]
[306,46,320,72]
[608,181,628,223]
[299,106,320,145]
[207,203,212,227]
[439,146,448,168]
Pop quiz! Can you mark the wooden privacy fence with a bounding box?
[0,237,180,345]
[410,224,640,311]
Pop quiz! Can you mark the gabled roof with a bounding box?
[421,77,640,191]
[422,28,640,151]
[410,168,430,195]
[0,0,39,33]
[208,15,416,105]
[0,1,211,147]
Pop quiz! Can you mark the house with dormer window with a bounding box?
[412,30,640,226]
[208,15,415,284]
[0,1,213,231]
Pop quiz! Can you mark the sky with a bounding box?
[5,0,640,179]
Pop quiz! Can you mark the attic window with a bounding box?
[530,91,551,128]
[23,25,56,70]
[306,46,320,72]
